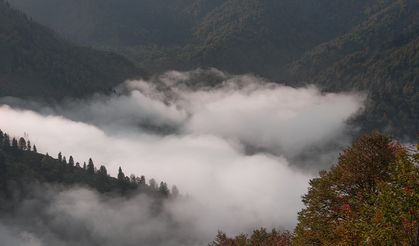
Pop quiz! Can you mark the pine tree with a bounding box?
[139,175,146,185]
[159,182,169,197]
[27,140,31,151]
[98,165,107,176]
[68,156,75,167]
[58,152,62,162]
[33,145,37,153]
[117,166,125,181]
[18,137,26,150]
[11,138,18,149]
[3,134,10,148]
[87,158,94,175]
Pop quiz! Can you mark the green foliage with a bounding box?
[294,132,419,245]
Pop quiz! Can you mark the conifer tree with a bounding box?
[3,134,10,148]
[68,156,75,167]
[87,158,95,175]
[98,165,107,176]
[159,182,169,197]
[11,138,18,149]
[18,137,26,150]
[117,166,125,181]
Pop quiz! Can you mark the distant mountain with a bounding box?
[288,0,419,138]
[4,0,418,138]
[0,0,141,99]
[6,0,383,76]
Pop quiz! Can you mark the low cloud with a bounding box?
[0,69,365,245]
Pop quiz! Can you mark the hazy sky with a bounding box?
[0,69,365,245]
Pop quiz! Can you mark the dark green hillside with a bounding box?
[288,0,419,138]
[0,0,141,99]
[0,129,174,205]
[192,0,382,77]
[5,0,418,138]
[7,0,383,76]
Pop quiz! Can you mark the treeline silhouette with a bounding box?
[0,129,178,205]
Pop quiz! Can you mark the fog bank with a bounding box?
[0,69,365,245]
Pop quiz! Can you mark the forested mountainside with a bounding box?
[0,129,174,201]
[6,0,418,139]
[0,0,141,99]
[7,0,384,75]
[289,0,419,138]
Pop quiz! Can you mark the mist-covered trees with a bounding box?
[294,133,419,245]
[0,129,179,200]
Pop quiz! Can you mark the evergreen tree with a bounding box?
[68,156,75,167]
[83,162,87,170]
[117,166,125,181]
[159,182,169,197]
[33,145,37,153]
[27,140,31,151]
[98,165,108,176]
[3,134,10,148]
[87,158,95,175]
[58,152,62,162]
[139,175,146,185]
[11,138,18,149]
[18,137,26,150]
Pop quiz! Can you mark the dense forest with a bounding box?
[0,0,142,99]
[0,129,176,205]
[4,0,419,139]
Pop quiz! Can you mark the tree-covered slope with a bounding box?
[191,0,383,78]
[6,0,383,76]
[0,129,174,204]
[4,0,418,138]
[288,0,419,138]
[0,0,141,99]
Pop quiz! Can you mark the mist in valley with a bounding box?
[0,69,365,245]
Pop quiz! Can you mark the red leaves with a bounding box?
[403,185,413,194]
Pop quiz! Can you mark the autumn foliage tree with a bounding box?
[294,132,419,245]
[209,228,293,246]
